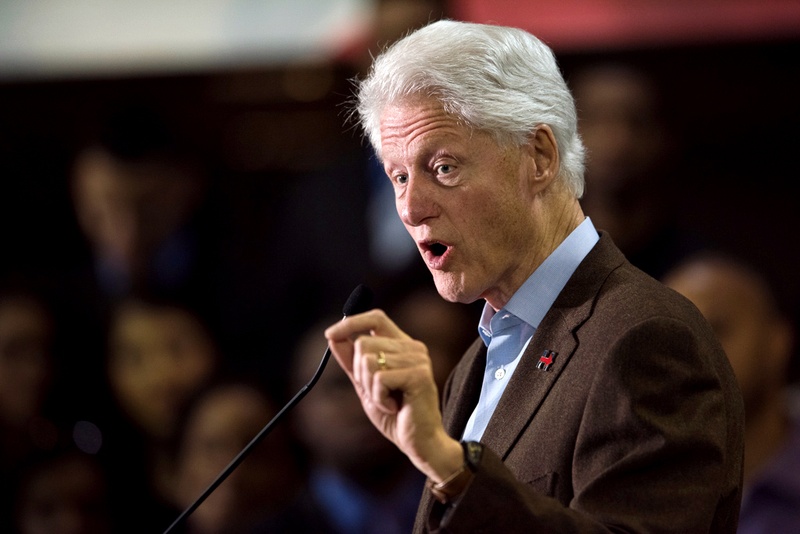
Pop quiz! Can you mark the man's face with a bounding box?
[379,96,537,307]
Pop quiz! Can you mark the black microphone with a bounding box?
[162,284,373,534]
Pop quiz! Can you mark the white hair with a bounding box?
[354,19,586,198]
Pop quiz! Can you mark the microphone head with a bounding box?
[342,284,373,316]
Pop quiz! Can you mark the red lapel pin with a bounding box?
[536,350,557,371]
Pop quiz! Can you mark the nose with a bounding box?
[398,174,437,227]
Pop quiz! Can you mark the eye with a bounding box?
[436,164,453,175]
[395,173,409,185]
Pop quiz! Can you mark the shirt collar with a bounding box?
[478,217,599,341]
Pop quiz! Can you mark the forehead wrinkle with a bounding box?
[380,109,463,167]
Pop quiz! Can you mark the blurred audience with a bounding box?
[101,292,222,529]
[169,378,302,534]
[0,284,57,457]
[572,62,707,279]
[0,281,60,530]
[662,251,800,533]
[10,445,114,534]
[53,100,229,422]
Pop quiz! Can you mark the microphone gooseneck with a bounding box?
[162,284,373,534]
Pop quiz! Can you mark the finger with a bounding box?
[325,309,409,343]
[327,336,356,378]
[351,348,398,412]
[325,316,372,379]
[373,373,401,415]
[355,337,428,372]
[352,347,383,395]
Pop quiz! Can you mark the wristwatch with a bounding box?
[426,441,483,504]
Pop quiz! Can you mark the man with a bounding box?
[663,252,800,534]
[325,20,744,533]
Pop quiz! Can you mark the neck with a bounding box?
[484,187,585,311]
[520,196,586,290]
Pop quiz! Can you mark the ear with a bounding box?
[524,125,560,191]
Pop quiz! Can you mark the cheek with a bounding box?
[470,195,529,251]
[446,191,500,239]
[109,365,140,401]
[179,350,216,383]
[445,192,524,277]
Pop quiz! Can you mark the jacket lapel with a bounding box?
[478,309,580,458]
[442,338,486,438]
[478,233,624,460]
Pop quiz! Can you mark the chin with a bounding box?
[432,273,476,304]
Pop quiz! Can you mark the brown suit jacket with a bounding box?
[414,233,744,533]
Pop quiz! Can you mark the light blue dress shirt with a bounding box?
[461,217,600,442]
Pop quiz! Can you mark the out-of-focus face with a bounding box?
[663,259,792,411]
[71,147,203,274]
[0,296,53,425]
[574,67,664,194]
[379,96,539,308]
[15,452,111,534]
[573,66,669,253]
[107,302,216,440]
[173,384,296,532]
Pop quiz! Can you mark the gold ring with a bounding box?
[377,351,387,370]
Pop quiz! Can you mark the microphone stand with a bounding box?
[162,347,333,534]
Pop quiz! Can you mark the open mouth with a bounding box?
[419,240,451,266]
[429,242,448,257]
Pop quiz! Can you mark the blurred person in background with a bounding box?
[69,101,217,303]
[10,445,115,534]
[0,283,57,460]
[662,251,800,534]
[169,377,302,534]
[572,62,707,280]
[0,280,59,531]
[101,292,222,531]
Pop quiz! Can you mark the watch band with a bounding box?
[426,441,482,504]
